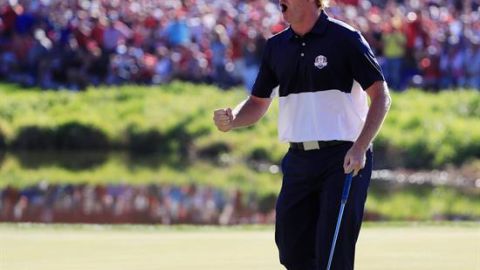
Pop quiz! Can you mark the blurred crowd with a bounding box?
[0,183,276,224]
[330,0,480,91]
[0,0,479,91]
[0,0,276,91]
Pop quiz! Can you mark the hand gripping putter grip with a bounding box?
[326,172,353,270]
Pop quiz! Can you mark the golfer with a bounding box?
[213,0,391,269]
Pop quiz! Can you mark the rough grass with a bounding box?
[1,223,478,270]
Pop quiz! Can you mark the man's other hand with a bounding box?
[343,145,366,176]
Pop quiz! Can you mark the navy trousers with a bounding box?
[275,142,372,270]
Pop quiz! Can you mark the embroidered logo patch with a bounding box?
[314,55,328,69]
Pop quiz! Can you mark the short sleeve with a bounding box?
[348,31,385,90]
[251,40,279,98]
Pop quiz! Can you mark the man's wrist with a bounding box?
[352,140,371,153]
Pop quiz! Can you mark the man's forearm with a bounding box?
[354,82,392,151]
[231,96,272,129]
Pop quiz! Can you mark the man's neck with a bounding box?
[290,9,322,37]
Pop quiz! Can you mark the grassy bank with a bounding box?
[0,152,280,196]
[0,83,479,168]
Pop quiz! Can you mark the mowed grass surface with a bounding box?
[0,223,478,270]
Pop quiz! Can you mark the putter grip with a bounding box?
[341,173,353,203]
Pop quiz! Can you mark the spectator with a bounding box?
[164,9,191,47]
[210,24,232,89]
[466,41,480,89]
[382,17,407,90]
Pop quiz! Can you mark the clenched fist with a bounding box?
[213,108,234,132]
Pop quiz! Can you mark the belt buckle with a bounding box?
[303,141,320,150]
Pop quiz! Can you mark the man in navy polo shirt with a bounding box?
[213,0,391,269]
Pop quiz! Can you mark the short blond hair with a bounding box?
[316,0,329,9]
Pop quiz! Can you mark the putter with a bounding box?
[326,172,353,270]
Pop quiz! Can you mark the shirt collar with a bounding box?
[287,10,328,40]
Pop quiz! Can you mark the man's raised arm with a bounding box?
[213,95,272,132]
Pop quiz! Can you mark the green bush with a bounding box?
[197,141,231,159]
[10,123,109,150]
[14,151,109,171]
[55,122,109,149]
[126,127,166,154]
[0,128,5,150]
[12,126,56,149]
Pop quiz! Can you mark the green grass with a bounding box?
[0,223,478,270]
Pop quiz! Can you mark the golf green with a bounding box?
[1,223,478,270]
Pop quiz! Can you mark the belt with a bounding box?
[289,140,348,151]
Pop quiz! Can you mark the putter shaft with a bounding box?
[326,173,353,270]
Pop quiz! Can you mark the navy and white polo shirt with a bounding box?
[251,11,384,143]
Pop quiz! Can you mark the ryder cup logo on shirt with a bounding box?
[314,55,328,69]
